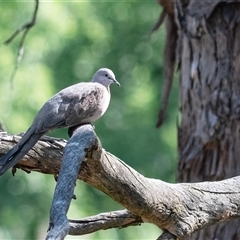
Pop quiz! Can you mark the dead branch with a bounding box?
[4,0,39,84]
[153,0,178,128]
[156,14,177,128]
[69,210,142,235]
[1,129,240,240]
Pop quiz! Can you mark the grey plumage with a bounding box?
[0,68,119,176]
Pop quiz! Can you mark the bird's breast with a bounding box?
[92,87,110,121]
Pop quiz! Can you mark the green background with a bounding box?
[0,1,178,239]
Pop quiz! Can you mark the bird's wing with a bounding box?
[64,87,105,126]
[33,83,106,133]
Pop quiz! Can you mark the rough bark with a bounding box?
[1,130,240,240]
[175,1,240,239]
[68,210,143,236]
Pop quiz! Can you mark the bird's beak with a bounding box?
[113,78,121,87]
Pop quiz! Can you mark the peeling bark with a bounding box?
[176,0,240,239]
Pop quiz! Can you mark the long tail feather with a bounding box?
[0,128,43,176]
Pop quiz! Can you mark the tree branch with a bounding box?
[69,209,142,235]
[1,130,240,240]
[154,2,177,128]
[4,0,39,84]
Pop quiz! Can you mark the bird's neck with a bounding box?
[92,80,110,91]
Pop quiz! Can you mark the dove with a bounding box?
[0,68,120,176]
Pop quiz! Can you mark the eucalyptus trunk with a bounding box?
[176,1,240,239]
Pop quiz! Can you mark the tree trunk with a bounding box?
[176,1,240,239]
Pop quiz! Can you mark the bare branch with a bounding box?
[1,130,240,239]
[150,10,166,34]
[156,14,177,128]
[69,210,142,235]
[46,125,98,240]
[4,0,39,45]
[4,0,39,84]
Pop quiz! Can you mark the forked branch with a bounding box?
[0,129,240,240]
[4,0,39,84]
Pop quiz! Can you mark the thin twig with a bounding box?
[4,0,39,44]
[150,10,166,35]
[4,0,39,85]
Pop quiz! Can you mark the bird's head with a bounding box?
[91,68,120,87]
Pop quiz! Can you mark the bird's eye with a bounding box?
[105,74,108,77]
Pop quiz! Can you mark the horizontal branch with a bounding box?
[69,209,142,235]
[1,130,240,240]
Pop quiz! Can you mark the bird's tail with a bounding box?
[0,128,43,176]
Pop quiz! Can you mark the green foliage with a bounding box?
[0,1,178,239]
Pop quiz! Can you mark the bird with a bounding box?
[0,68,120,176]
